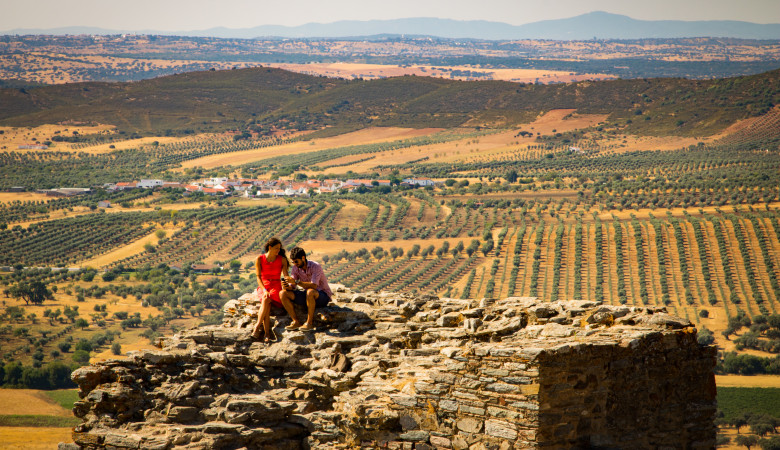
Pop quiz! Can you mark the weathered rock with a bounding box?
[65,289,716,449]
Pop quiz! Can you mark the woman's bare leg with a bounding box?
[254,297,272,339]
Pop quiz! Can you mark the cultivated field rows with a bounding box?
[8,193,775,338]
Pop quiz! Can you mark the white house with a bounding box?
[138,179,164,188]
[403,177,435,187]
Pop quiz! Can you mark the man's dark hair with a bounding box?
[290,247,306,260]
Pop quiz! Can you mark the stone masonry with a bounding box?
[65,288,717,449]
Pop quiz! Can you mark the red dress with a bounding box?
[257,254,283,305]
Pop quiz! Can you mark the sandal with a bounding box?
[299,324,315,331]
[285,323,302,331]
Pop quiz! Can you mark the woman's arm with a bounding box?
[255,255,263,289]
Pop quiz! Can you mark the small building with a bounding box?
[198,186,228,196]
[403,177,435,187]
[138,179,164,189]
[115,182,137,190]
[256,189,288,197]
[345,179,374,187]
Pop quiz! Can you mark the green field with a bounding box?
[43,389,79,411]
[0,415,80,427]
[718,387,780,421]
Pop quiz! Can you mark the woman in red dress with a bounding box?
[251,237,291,343]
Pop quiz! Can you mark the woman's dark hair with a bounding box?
[264,237,289,265]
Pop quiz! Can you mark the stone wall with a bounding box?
[64,290,716,449]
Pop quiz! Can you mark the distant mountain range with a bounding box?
[4,12,780,40]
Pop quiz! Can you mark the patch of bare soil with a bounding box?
[264,63,616,84]
[716,375,780,388]
[0,427,74,450]
[91,340,161,364]
[0,390,72,416]
[332,200,370,228]
[0,192,53,203]
[80,226,181,269]
[298,238,473,257]
[179,127,442,170]
[0,124,115,153]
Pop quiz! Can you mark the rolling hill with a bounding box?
[1,66,779,138]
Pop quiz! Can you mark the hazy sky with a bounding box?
[3,0,779,31]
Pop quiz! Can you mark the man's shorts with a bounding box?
[291,289,331,308]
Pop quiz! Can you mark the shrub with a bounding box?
[72,350,90,366]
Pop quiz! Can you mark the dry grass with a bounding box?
[332,199,370,228]
[329,110,608,173]
[74,135,202,155]
[297,238,471,257]
[178,127,442,170]
[90,340,160,364]
[716,375,780,388]
[0,192,53,203]
[437,190,581,202]
[264,62,616,84]
[0,125,115,153]
[526,109,605,133]
[0,390,72,416]
[79,226,181,268]
[0,427,74,449]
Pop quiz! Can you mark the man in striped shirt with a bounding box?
[280,246,332,331]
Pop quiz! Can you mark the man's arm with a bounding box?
[297,280,317,289]
[292,265,318,290]
[298,262,323,290]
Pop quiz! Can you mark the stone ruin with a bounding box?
[64,287,717,449]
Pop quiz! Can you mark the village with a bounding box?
[27,176,437,200]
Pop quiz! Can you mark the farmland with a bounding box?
[0,63,779,446]
[1,124,778,380]
[2,35,779,84]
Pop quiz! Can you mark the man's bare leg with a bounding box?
[280,290,303,329]
[303,289,318,329]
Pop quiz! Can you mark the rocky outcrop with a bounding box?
[66,288,717,449]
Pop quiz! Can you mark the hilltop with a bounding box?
[1,66,779,137]
[67,289,716,448]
